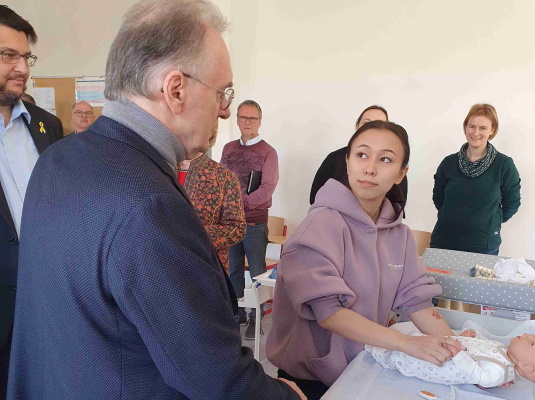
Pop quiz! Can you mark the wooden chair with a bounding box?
[411,230,431,257]
[266,216,287,267]
[268,216,286,237]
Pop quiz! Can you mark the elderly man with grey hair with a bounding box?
[7,1,305,399]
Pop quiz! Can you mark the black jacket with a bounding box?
[0,100,62,349]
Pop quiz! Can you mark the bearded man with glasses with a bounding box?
[0,6,63,398]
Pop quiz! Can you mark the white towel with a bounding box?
[493,258,535,285]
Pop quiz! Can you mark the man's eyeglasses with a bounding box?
[182,73,234,110]
[73,111,94,117]
[0,50,37,67]
[237,116,259,123]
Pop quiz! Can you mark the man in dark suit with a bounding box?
[8,1,303,399]
[0,6,62,398]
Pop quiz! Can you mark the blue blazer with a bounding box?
[8,116,298,400]
[0,101,62,350]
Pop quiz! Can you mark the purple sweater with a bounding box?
[266,179,441,386]
[220,139,279,223]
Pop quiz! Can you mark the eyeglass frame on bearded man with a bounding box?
[0,49,37,67]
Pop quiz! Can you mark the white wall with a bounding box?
[8,0,535,258]
[227,0,535,259]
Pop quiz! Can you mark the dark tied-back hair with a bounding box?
[345,120,410,214]
[355,105,389,127]
[0,5,37,45]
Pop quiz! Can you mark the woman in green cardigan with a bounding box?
[431,104,521,255]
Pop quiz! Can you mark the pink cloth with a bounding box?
[266,179,441,386]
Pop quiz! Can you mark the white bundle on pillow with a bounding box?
[493,258,535,285]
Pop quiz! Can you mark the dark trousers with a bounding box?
[0,328,12,400]
[278,369,329,400]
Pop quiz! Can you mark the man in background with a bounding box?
[70,100,95,134]
[7,1,303,399]
[0,5,62,398]
[221,100,279,340]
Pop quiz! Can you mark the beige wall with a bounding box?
[8,0,535,258]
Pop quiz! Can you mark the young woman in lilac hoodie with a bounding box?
[267,121,462,400]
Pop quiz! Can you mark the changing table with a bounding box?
[422,248,535,313]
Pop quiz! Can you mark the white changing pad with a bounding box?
[322,320,535,400]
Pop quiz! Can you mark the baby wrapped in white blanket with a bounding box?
[365,322,535,388]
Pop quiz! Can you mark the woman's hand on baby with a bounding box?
[400,335,463,367]
[441,340,465,357]
[439,329,475,356]
[460,329,477,338]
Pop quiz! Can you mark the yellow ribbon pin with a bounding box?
[39,122,46,134]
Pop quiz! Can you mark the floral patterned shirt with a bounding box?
[183,155,246,271]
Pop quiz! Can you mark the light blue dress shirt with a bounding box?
[0,100,39,236]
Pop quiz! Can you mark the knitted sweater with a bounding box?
[220,139,278,223]
[431,151,521,252]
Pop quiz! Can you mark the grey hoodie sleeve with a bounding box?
[392,230,442,315]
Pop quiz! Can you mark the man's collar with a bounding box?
[8,100,31,125]
[102,99,185,168]
[239,135,262,146]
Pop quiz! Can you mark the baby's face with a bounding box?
[508,334,535,380]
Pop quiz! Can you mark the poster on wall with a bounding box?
[75,77,105,107]
[33,87,56,115]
